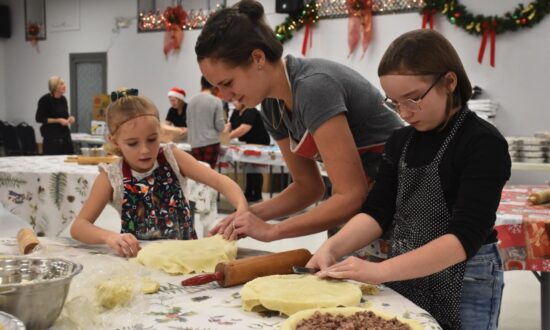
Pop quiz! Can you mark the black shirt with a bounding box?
[166,104,187,127]
[229,108,270,145]
[35,93,71,139]
[362,108,511,259]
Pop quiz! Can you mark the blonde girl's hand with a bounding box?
[106,233,141,258]
[316,256,387,285]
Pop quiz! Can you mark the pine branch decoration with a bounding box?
[0,174,27,188]
[50,172,67,210]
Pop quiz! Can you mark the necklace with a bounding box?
[271,58,292,130]
[271,99,285,130]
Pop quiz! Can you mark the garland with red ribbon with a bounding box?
[163,5,188,56]
[347,0,373,58]
[300,2,319,56]
[421,0,550,67]
[274,1,319,56]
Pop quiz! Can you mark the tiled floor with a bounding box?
[1,202,541,329]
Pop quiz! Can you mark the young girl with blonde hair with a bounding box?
[71,90,247,257]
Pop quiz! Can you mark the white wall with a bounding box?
[0,40,6,120]
[0,0,8,120]
[2,0,549,138]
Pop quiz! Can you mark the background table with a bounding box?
[0,156,217,237]
[496,185,550,330]
[71,133,105,146]
[0,236,441,329]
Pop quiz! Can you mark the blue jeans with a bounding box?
[461,243,504,330]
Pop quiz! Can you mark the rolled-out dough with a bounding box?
[240,274,362,316]
[133,235,237,275]
[280,307,424,330]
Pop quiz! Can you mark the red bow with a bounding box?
[422,8,437,29]
[478,20,497,67]
[347,0,373,58]
[163,5,188,56]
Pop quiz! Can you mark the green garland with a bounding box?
[275,1,319,43]
[422,0,550,35]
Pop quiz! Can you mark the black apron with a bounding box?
[387,109,469,330]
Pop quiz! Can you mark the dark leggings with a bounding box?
[43,137,74,155]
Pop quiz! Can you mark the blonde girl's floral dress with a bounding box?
[101,145,197,240]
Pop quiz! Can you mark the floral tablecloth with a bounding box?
[0,237,441,330]
[496,185,550,271]
[0,156,217,237]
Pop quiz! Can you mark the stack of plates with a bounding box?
[468,99,498,124]
[506,136,550,163]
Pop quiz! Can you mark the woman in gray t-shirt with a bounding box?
[195,0,403,242]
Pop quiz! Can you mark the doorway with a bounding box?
[69,52,107,133]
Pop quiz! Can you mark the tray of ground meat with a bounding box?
[280,307,425,330]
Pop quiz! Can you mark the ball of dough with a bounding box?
[141,277,160,294]
[95,280,133,310]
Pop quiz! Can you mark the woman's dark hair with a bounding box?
[378,29,472,111]
[201,76,213,90]
[195,0,283,67]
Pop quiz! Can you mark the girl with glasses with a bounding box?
[307,29,511,330]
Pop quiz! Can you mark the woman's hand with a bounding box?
[67,116,75,124]
[209,213,236,237]
[230,211,277,242]
[316,256,388,285]
[105,233,141,258]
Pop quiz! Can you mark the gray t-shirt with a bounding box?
[261,55,403,149]
[186,92,225,148]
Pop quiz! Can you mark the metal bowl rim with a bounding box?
[0,311,26,329]
[0,257,83,288]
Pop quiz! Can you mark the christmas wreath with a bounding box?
[421,0,550,35]
[421,0,550,67]
[274,1,319,55]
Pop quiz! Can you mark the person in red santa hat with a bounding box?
[165,87,188,138]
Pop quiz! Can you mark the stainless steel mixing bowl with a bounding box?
[0,257,82,330]
[0,311,25,330]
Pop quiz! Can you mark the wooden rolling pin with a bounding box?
[77,156,119,165]
[181,248,312,288]
[16,228,40,254]
[528,189,550,205]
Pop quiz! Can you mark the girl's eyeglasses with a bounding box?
[382,73,445,114]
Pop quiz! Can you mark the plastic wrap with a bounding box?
[28,244,162,329]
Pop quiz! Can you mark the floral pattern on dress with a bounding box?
[121,149,196,240]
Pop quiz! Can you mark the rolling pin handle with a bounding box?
[181,271,224,286]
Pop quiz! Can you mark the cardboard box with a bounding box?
[92,94,111,121]
[160,124,186,143]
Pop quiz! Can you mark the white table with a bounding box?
[0,237,441,329]
[0,156,217,237]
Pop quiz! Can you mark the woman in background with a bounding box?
[165,87,188,139]
[35,76,74,155]
[225,100,270,202]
